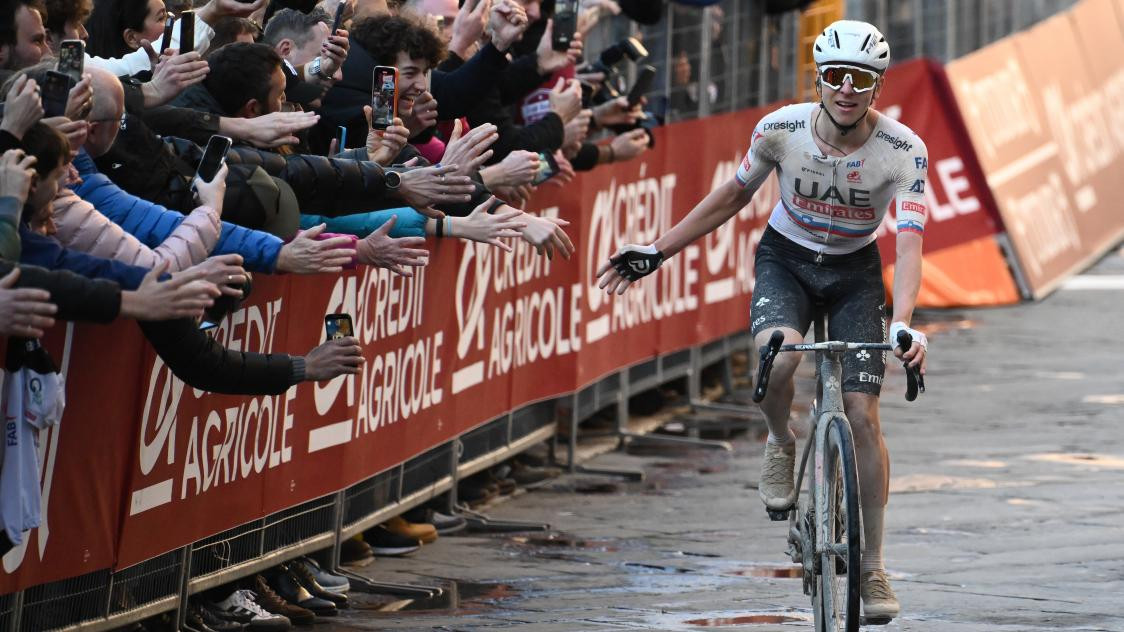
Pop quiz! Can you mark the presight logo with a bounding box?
[763,120,806,133]
[875,130,913,152]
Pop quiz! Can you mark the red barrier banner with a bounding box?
[947,3,1124,298]
[1,58,1017,592]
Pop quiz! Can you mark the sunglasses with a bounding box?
[818,65,881,92]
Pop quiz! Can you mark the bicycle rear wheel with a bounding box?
[817,415,861,632]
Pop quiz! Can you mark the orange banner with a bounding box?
[947,2,1124,298]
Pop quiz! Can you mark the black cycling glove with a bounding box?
[609,244,665,281]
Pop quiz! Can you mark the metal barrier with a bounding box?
[5,328,752,631]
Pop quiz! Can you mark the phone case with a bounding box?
[371,67,398,130]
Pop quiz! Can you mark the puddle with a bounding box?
[725,565,802,578]
[510,528,624,548]
[941,459,1007,469]
[624,561,695,574]
[889,474,1005,493]
[574,482,621,494]
[350,580,517,615]
[1083,394,1124,405]
[1027,453,1124,469]
[685,613,810,626]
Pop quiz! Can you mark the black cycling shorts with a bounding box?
[750,225,887,396]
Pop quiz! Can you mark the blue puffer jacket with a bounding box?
[72,151,283,273]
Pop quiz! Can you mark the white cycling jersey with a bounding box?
[735,102,929,255]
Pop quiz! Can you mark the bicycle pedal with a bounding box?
[860,616,893,626]
[766,509,790,521]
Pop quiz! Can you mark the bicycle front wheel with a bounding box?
[817,415,861,632]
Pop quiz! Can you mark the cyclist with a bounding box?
[596,20,927,620]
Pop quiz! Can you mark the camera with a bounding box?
[580,37,649,103]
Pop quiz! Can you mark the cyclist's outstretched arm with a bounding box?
[653,179,757,258]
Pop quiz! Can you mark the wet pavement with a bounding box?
[321,247,1124,631]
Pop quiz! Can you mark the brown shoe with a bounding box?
[339,534,374,567]
[252,574,316,625]
[384,516,438,544]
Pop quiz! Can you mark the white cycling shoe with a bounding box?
[861,570,900,619]
[758,439,796,510]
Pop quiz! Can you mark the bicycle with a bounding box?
[752,314,924,632]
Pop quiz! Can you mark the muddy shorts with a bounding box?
[750,226,887,396]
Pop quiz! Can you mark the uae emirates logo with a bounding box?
[629,260,650,274]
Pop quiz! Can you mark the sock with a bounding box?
[861,504,885,573]
[767,429,796,445]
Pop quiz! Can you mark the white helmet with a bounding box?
[813,20,890,72]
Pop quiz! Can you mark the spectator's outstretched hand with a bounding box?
[537,20,583,74]
[64,74,93,121]
[182,254,246,298]
[276,224,357,274]
[402,91,438,137]
[147,49,209,107]
[563,108,592,149]
[193,162,228,213]
[355,215,429,277]
[481,150,539,189]
[0,268,57,338]
[363,107,408,165]
[548,77,583,123]
[200,0,268,22]
[593,96,641,127]
[610,128,651,162]
[488,0,528,52]
[304,336,363,381]
[520,214,574,260]
[125,261,220,321]
[1,75,43,140]
[578,0,620,35]
[0,149,37,204]
[544,150,575,187]
[450,0,490,58]
[239,111,320,148]
[441,120,497,177]
[454,197,526,251]
[398,161,475,218]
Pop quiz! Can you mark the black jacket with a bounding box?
[0,262,121,323]
[139,317,302,395]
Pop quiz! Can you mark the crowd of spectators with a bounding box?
[0,0,660,624]
[0,0,660,392]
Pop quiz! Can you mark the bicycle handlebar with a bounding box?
[751,329,926,403]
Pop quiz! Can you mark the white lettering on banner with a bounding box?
[929,157,981,220]
[1043,82,1120,187]
[1104,69,1124,150]
[351,332,444,436]
[1004,172,1082,278]
[702,158,776,304]
[451,208,581,392]
[955,57,1041,160]
[127,301,294,513]
[315,268,427,416]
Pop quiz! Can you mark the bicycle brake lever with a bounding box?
[752,330,785,403]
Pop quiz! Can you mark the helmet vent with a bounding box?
[860,34,871,51]
[832,30,840,48]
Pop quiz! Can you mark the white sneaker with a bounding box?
[861,570,900,619]
[215,589,292,630]
[758,439,796,510]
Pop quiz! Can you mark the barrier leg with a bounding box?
[8,590,22,632]
[685,336,756,436]
[617,367,734,453]
[174,544,192,630]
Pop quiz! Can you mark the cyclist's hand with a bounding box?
[890,321,927,373]
[596,244,663,294]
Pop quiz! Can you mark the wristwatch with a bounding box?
[385,170,402,190]
[308,57,325,79]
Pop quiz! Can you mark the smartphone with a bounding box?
[552,0,578,52]
[628,64,657,108]
[325,313,354,340]
[57,40,84,84]
[531,151,559,185]
[179,10,195,55]
[41,70,73,118]
[159,15,175,52]
[370,66,398,130]
[336,125,347,151]
[195,135,232,184]
[331,1,346,33]
[199,320,218,332]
